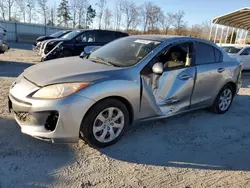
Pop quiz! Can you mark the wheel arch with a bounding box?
[83,96,134,125]
[226,81,237,96]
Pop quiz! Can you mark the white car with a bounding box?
[221,45,250,70]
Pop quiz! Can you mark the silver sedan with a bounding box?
[8,35,243,147]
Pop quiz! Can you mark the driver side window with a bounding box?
[151,42,193,71]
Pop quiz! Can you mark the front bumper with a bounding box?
[42,42,63,61]
[9,83,95,143]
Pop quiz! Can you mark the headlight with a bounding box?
[31,82,90,99]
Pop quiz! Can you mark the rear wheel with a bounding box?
[209,84,234,114]
[80,99,129,147]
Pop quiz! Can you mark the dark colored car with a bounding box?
[41,29,129,61]
[34,30,72,47]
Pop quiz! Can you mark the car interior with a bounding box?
[155,43,193,70]
[141,42,193,95]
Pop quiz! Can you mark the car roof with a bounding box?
[71,29,128,35]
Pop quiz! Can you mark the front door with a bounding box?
[141,42,196,116]
[74,31,98,55]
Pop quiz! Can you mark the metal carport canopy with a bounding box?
[212,7,250,30]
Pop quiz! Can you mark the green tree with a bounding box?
[57,0,71,27]
[86,5,96,27]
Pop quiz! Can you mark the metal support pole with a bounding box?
[230,28,235,44]
[244,30,248,44]
[225,27,230,43]
[214,24,219,43]
[235,28,239,44]
[208,24,213,41]
[219,26,224,44]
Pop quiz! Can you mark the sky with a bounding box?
[48,0,250,26]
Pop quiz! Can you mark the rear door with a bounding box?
[191,41,224,108]
[95,30,115,45]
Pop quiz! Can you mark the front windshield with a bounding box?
[88,37,161,67]
[50,31,67,38]
[61,30,82,40]
[222,46,242,54]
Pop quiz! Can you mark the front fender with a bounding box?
[76,79,141,120]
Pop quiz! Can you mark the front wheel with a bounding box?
[80,99,129,147]
[60,49,72,58]
[209,85,234,114]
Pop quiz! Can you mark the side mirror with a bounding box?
[79,46,101,58]
[152,62,164,74]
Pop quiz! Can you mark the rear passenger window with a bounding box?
[96,31,114,42]
[115,32,128,39]
[214,48,223,62]
[195,42,215,64]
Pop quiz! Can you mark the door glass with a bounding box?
[195,42,215,64]
[76,31,96,43]
[241,48,250,55]
[96,31,114,42]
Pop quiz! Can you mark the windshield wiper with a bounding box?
[89,57,115,66]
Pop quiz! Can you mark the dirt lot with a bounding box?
[1,46,250,188]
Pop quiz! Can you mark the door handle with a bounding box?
[217,68,225,73]
[178,74,193,80]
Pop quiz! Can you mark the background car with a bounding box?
[221,45,250,70]
[33,30,71,52]
[41,29,129,61]
[8,36,242,147]
[0,24,9,54]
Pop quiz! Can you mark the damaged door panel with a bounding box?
[141,67,196,116]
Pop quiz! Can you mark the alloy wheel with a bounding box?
[219,88,232,111]
[93,107,125,143]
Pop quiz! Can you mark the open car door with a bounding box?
[140,41,196,116]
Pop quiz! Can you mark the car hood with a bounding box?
[37,36,55,42]
[23,57,123,86]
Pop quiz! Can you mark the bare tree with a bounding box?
[70,0,77,28]
[96,0,106,29]
[159,12,174,34]
[27,0,35,23]
[140,2,152,33]
[37,0,48,24]
[120,0,136,31]
[147,4,162,32]
[16,0,27,22]
[114,0,122,30]
[5,0,16,21]
[172,10,186,35]
[190,24,203,37]
[0,0,6,20]
[103,7,112,29]
[48,5,56,26]
[76,0,88,28]
[130,5,140,30]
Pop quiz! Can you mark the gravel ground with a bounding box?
[1,47,250,188]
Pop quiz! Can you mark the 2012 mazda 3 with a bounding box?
[8,35,242,147]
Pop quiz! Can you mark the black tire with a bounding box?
[209,84,234,114]
[80,99,129,148]
[60,49,72,57]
